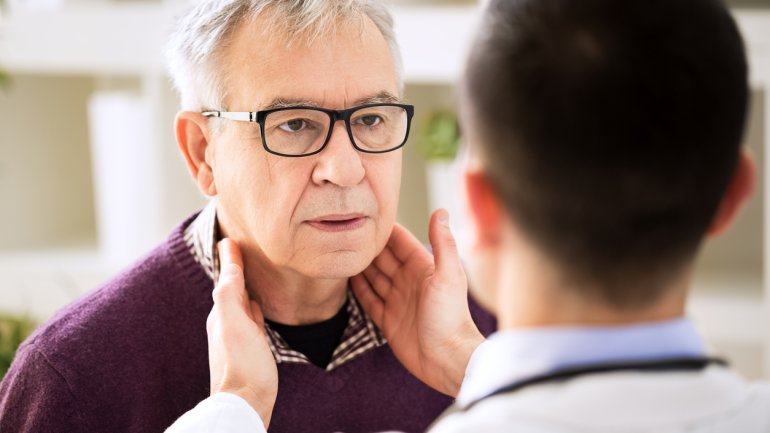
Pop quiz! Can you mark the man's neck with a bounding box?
[240,250,349,326]
[492,246,688,330]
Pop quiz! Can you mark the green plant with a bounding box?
[0,68,10,90]
[0,314,36,380]
[419,110,461,161]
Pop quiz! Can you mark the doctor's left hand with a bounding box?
[207,238,278,428]
[352,210,484,397]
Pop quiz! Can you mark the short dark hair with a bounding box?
[463,0,749,307]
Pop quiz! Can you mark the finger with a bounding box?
[248,300,272,344]
[219,238,244,267]
[249,300,266,327]
[428,209,463,279]
[351,274,385,324]
[214,239,247,302]
[206,308,219,336]
[387,223,432,264]
[372,244,402,277]
[218,238,245,282]
[212,239,253,323]
[362,264,393,300]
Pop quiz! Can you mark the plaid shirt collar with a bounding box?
[183,200,386,371]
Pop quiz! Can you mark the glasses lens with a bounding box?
[350,105,408,152]
[263,109,331,155]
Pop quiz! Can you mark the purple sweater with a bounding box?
[0,216,496,433]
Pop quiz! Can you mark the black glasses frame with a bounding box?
[202,103,415,158]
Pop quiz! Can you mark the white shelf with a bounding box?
[0,3,172,75]
[2,6,769,83]
[0,3,482,82]
[0,247,113,320]
[733,10,770,87]
[392,6,483,83]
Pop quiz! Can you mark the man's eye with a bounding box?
[356,115,382,127]
[279,119,308,132]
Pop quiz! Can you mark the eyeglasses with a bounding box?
[202,103,415,157]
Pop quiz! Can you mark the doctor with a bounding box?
[168,0,770,431]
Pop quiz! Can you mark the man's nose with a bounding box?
[310,121,366,187]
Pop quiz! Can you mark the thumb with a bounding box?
[249,300,266,327]
[428,209,462,278]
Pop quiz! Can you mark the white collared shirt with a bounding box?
[457,318,705,405]
[433,319,770,433]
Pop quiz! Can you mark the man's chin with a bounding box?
[298,250,373,280]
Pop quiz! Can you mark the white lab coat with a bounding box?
[431,366,770,433]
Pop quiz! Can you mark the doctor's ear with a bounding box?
[175,111,217,196]
[464,169,505,248]
[707,150,756,237]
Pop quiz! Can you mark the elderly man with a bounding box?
[168,0,770,431]
[0,1,493,432]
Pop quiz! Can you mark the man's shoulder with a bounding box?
[23,220,212,374]
[0,218,213,432]
[467,292,497,337]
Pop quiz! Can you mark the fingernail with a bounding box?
[439,211,449,226]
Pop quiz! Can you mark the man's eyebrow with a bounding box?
[353,91,401,106]
[260,92,401,111]
[262,98,321,110]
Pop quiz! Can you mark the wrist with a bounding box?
[442,330,486,397]
[227,387,275,428]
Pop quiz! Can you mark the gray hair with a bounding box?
[166,0,404,111]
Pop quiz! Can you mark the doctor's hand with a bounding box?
[207,239,278,427]
[351,209,485,397]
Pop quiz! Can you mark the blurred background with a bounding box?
[0,0,769,380]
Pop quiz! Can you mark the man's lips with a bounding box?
[305,214,368,232]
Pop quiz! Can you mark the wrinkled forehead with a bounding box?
[220,9,400,110]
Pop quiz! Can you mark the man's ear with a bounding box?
[707,150,756,237]
[463,168,505,248]
[175,111,217,196]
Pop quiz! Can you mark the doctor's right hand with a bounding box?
[207,238,278,428]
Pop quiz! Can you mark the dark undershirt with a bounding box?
[266,301,350,368]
